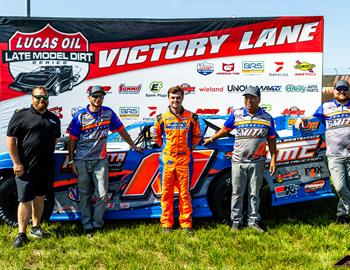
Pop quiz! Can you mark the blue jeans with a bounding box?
[328,156,350,217]
[76,159,109,230]
[231,161,264,225]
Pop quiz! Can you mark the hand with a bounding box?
[13,163,24,177]
[69,162,78,175]
[294,118,306,129]
[202,138,213,146]
[269,160,276,176]
[133,146,144,153]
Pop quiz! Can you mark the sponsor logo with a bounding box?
[306,85,318,92]
[275,184,300,198]
[269,62,288,77]
[287,118,320,131]
[282,106,305,116]
[227,85,281,92]
[118,83,141,94]
[286,84,306,93]
[276,137,321,163]
[199,86,224,92]
[327,118,350,129]
[294,60,316,76]
[166,122,188,130]
[3,24,94,94]
[108,152,127,172]
[242,61,264,73]
[216,63,240,75]
[260,104,272,112]
[197,62,214,75]
[49,106,63,118]
[304,180,325,192]
[195,108,219,114]
[285,84,318,93]
[146,81,166,97]
[275,170,300,183]
[275,62,284,72]
[304,166,324,177]
[149,81,163,93]
[222,63,234,72]
[236,128,268,138]
[180,83,195,95]
[142,107,157,121]
[119,107,139,118]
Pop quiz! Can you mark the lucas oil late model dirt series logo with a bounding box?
[2,24,94,95]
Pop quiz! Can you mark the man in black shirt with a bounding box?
[7,86,61,248]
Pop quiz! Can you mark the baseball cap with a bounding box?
[335,80,349,90]
[243,86,260,97]
[89,85,106,96]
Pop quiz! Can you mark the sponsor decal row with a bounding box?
[197,60,318,76]
[274,180,326,198]
[116,83,320,95]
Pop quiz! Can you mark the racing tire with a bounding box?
[207,172,272,224]
[0,176,54,227]
[207,172,232,224]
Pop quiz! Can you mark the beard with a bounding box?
[336,94,348,103]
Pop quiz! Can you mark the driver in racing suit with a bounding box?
[153,86,202,233]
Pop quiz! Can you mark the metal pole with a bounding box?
[25,0,30,17]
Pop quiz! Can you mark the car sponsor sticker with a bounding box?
[275,184,300,198]
[304,180,325,192]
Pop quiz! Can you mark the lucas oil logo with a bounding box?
[3,24,95,94]
[197,62,214,75]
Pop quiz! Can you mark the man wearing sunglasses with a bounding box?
[67,85,142,235]
[7,86,61,248]
[295,80,350,224]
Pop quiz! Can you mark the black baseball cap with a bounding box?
[243,86,260,97]
[89,86,106,96]
[335,80,349,90]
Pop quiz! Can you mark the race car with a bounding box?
[0,115,335,226]
[9,65,80,96]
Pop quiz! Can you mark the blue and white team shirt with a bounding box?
[67,106,124,160]
[313,99,350,157]
[224,107,278,162]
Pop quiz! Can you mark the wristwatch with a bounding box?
[68,160,75,165]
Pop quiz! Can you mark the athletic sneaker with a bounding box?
[248,222,265,233]
[336,215,350,224]
[162,227,172,234]
[30,226,50,238]
[13,233,28,248]
[231,223,243,231]
[181,228,194,236]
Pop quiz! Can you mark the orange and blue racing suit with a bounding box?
[154,107,202,228]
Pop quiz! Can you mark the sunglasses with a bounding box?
[336,87,349,92]
[91,94,104,99]
[32,94,49,100]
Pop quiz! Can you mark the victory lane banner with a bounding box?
[0,16,323,150]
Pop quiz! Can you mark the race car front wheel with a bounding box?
[207,172,232,224]
[0,175,54,227]
[207,171,271,224]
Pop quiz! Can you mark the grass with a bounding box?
[0,198,349,270]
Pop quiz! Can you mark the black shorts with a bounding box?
[15,172,54,202]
